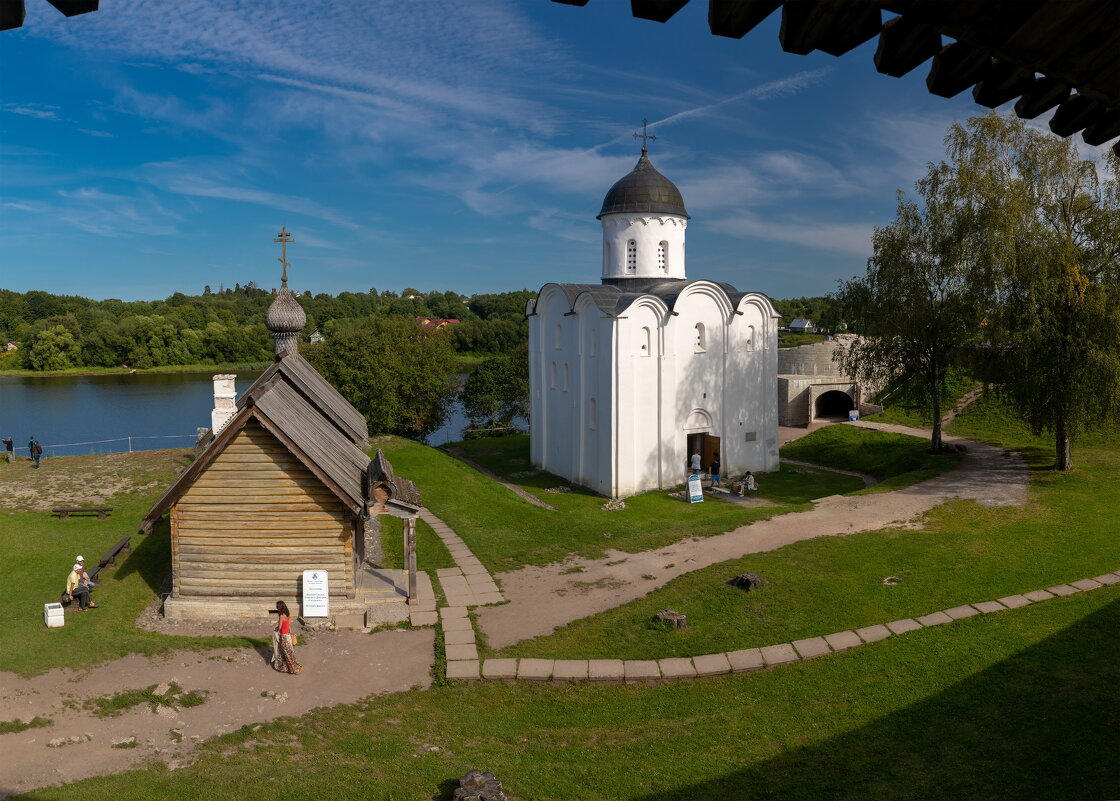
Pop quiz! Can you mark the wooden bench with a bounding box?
[89,536,131,582]
[52,507,113,520]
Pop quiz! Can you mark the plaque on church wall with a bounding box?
[687,474,704,504]
[302,570,330,617]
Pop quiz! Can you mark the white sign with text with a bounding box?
[302,570,329,617]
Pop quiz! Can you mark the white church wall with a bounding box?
[615,300,665,496]
[726,295,781,476]
[600,214,687,281]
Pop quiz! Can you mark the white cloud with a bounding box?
[53,186,180,238]
[143,161,359,230]
[2,104,60,120]
[707,212,872,258]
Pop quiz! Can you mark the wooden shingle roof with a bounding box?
[367,449,423,510]
[239,352,368,446]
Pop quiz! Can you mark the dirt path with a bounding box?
[477,425,1028,648]
[781,458,877,488]
[0,628,433,799]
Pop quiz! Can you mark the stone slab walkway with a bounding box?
[478,426,1028,648]
[461,571,1120,683]
[419,510,505,610]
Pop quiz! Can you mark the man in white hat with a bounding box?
[75,556,95,589]
[66,563,96,610]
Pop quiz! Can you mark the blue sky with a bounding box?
[0,1,1051,301]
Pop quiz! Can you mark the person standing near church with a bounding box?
[710,453,721,487]
[2,436,12,464]
[690,451,701,476]
[29,437,42,468]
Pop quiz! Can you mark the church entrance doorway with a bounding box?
[814,390,855,421]
[686,432,720,474]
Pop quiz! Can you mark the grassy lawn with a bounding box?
[379,515,457,571]
[497,405,1118,660]
[0,451,266,677]
[380,434,863,572]
[22,588,1119,801]
[780,424,961,494]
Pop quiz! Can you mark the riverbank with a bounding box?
[0,362,271,378]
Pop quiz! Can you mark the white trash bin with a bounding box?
[44,602,65,628]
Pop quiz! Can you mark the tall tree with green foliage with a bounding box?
[836,162,983,453]
[306,317,458,439]
[460,344,529,437]
[948,114,1120,470]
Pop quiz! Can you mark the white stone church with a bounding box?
[526,147,780,498]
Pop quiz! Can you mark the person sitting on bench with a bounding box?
[66,563,97,610]
[74,555,95,589]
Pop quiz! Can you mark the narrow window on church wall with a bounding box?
[550,361,557,389]
[658,241,667,272]
[604,240,611,270]
[589,397,597,429]
[590,330,597,357]
[563,363,570,391]
[694,323,706,353]
[746,324,755,351]
[626,240,637,272]
[640,326,651,356]
[554,324,562,349]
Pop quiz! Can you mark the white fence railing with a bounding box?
[11,434,198,457]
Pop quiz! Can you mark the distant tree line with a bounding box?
[0,287,535,372]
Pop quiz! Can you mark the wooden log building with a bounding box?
[142,244,422,620]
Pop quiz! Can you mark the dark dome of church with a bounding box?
[597,149,690,220]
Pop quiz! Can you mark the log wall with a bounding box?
[172,420,355,597]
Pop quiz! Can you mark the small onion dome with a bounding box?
[597,149,689,220]
[265,285,306,334]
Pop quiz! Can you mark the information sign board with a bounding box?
[687,474,704,504]
[302,570,329,617]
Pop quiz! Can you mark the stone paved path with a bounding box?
[477,424,1028,648]
[462,572,1120,683]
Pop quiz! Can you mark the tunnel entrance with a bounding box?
[814,390,855,421]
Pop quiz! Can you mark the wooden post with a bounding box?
[404,516,418,604]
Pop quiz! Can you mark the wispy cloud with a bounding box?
[2,103,60,120]
[54,186,181,238]
[708,211,872,258]
[144,161,359,230]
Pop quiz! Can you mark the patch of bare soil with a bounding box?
[0,449,193,511]
[0,628,434,799]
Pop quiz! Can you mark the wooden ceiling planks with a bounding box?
[552,0,1120,155]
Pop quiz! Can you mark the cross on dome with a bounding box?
[274,226,294,285]
[632,117,657,152]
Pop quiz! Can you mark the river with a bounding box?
[0,371,508,458]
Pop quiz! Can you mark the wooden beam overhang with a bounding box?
[874,15,942,78]
[926,42,992,99]
[1014,76,1071,120]
[708,0,780,39]
[1083,109,1120,148]
[551,0,1120,155]
[631,0,690,23]
[779,0,881,58]
[0,0,96,31]
[972,60,1036,109]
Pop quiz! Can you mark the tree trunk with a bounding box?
[929,354,943,453]
[1055,407,1073,471]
